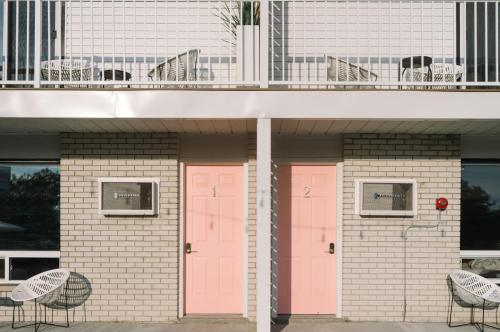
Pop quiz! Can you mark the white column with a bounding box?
[256,117,271,332]
[34,0,41,88]
[259,0,269,88]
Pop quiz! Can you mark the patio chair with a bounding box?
[326,56,378,89]
[447,270,500,332]
[147,49,200,84]
[402,63,463,88]
[43,272,92,323]
[10,269,70,332]
[41,59,95,87]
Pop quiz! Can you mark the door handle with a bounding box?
[186,242,192,254]
[329,243,335,254]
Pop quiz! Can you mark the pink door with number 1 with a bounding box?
[185,165,243,314]
[278,165,337,315]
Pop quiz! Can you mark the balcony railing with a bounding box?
[1,0,500,89]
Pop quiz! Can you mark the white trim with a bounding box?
[181,163,247,317]
[460,251,500,258]
[178,162,185,319]
[243,162,249,318]
[355,178,418,217]
[97,177,159,216]
[2,90,500,120]
[336,162,343,318]
[0,251,60,284]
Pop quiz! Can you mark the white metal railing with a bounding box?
[0,0,261,87]
[269,0,500,88]
[1,0,500,89]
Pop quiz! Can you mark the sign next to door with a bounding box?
[355,179,417,217]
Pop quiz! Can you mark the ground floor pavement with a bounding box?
[0,321,494,332]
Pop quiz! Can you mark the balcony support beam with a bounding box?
[260,0,269,88]
[256,117,271,332]
[33,0,41,88]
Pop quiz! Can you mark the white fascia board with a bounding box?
[1,90,500,120]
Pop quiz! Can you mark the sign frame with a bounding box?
[98,177,159,216]
[354,178,417,217]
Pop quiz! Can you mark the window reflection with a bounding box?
[9,258,59,280]
[0,163,60,251]
[461,162,500,251]
[462,258,500,281]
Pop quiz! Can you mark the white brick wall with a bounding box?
[59,132,179,322]
[342,133,464,322]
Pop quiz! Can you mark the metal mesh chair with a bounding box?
[44,272,92,322]
[41,60,94,87]
[147,49,200,84]
[10,269,70,332]
[448,270,500,332]
[326,56,378,88]
[403,63,463,88]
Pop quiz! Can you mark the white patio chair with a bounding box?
[448,270,500,332]
[326,56,378,89]
[10,269,70,332]
[403,63,463,88]
[147,49,200,85]
[41,59,94,87]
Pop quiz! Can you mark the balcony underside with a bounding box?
[2,117,500,136]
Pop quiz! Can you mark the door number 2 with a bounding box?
[304,186,311,198]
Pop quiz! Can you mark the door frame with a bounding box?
[179,161,248,318]
[273,159,343,318]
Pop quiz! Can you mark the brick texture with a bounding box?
[58,132,179,322]
[342,133,464,322]
[247,134,257,320]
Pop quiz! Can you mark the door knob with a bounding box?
[186,242,192,254]
[329,243,335,254]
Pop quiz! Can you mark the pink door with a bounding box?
[185,165,243,314]
[278,165,337,315]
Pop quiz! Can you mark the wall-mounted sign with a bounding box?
[98,178,159,215]
[355,179,417,216]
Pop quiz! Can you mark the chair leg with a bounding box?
[11,302,15,329]
[447,294,453,327]
[482,300,486,332]
[496,306,499,325]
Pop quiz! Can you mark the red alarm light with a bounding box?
[436,197,448,210]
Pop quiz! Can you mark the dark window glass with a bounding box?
[9,258,59,280]
[0,259,4,279]
[461,162,500,250]
[462,258,500,282]
[0,163,60,250]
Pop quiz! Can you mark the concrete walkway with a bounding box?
[0,321,492,332]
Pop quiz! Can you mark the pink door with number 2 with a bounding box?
[278,165,337,315]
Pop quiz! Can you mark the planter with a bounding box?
[237,25,260,82]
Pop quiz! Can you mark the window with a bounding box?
[0,258,4,279]
[0,162,60,282]
[461,160,500,283]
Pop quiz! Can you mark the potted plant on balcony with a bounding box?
[218,1,260,82]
